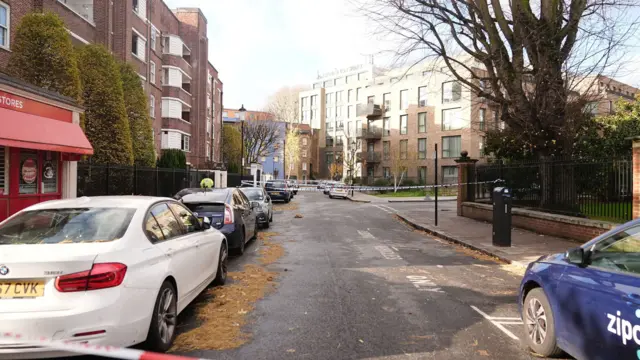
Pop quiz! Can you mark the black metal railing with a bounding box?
[474,158,633,222]
[77,163,229,198]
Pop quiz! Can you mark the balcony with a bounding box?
[357,151,381,163]
[355,126,382,140]
[356,103,383,118]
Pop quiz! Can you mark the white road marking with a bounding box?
[378,204,397,213]
[406,275,444,293]
[373,205,393,213]
[470,305,520,341]
[358,230,376,239]
[374,245,403,260]
[391,246,399,251]
[487,316,522,321]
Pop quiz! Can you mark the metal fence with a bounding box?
[474,158,633,222]
[77,163,220,198]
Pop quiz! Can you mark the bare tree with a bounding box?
[266,86,308,123]
[243,120,282,166]
[284,126,301,180]
[388,142,417,193]
[355,0,640,158]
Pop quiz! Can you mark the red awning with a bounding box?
[0,108,93,155]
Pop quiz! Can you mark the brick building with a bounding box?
[0,0,223,167]
[289,123,318,181]
[299,63,639,183]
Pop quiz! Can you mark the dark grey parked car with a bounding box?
[239,187,273,229]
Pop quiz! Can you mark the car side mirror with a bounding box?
[199,216,211,230]
[565,247,588,267]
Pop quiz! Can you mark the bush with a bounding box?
[403,179,416,187]
[120,62,156,167]
[157,149,187,169]
[77,44,133,165]
[7,12,82,105]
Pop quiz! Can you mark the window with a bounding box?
[358,72,367,81]
[131,30,146,61]
[400,89,408,109]
[133,0,139,12]
[585,102,599,115]
[383,117,390,137]
[418,86,428,107]
[326,122,334,131]
[479,109,486,130]
[406,74,413,80]
[442,81,462,103]
[335,77,345,86]
[400,115,407,135]
[367,96,375,104]
[302,163,307,171]
[326,106,333,119]
[442,136,461,158]
[0,2,9,49]
[326,151,334,164]
[311,95,317,107]
[383,167,391,178]
[422,71,431,77]
[336,91,343,103]
[302,138,308,146]
[442,166,459,184]
[590,225,640,275]
[181,134,190,152]
[442,108,464,130]
[382,93,390,113]
[336,106,343,118]
[418,166,427,184]
[150,62,156,84]
[336,136,343,146]
[347,105,353,118]
[149,94,155,117]
[418,112,427,133]
[327,92,334,105]
[148,203,184,240]
[150,27,157,51]
[302,110,310,122]
[348,89,353,102]
[301,97,308,108]
[391,77,398,83]
[337,121,344,131]
[356,88,362,102]
[400,140,408,160]
[302,149,308,157]
[480,136,486,157]
[168,203,200,233]
[346,75,355,83]
[326,136,334,147]
[41,152,58,194]
[19,151,38,194]
[418,138,427,159]
[383,141,390,160]
[324,80,333,88]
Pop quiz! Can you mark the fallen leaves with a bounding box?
[170,231,286,352]
[274,202,299,211]
[294,214,304,218]
[477,349,490,356]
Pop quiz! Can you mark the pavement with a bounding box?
[172,192,555,360]
[388,203,580,268]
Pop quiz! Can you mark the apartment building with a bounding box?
[577,75,638,116]
[289,123,318,181]
[0,0,223,168]
[299,63,639,184]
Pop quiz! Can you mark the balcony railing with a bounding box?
[357,151,381,163]
[356,103,383,118]
[355,126,383,140]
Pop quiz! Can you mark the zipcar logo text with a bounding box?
[607,311,640,346]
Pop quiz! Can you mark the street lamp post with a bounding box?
[239,105,246,177]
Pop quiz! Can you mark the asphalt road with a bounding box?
[180,192,541,360]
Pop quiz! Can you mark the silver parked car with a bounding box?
[239,187,273,229]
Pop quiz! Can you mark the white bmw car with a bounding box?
[0,196,228,359]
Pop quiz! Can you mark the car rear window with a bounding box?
[0,208,136,245]
[184,203,225,213]
[241,189,264,200]
[266,181,286,189]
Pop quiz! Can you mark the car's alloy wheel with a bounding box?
[213,243,228,285]
[147,281,177,352]
[522,288,563,357]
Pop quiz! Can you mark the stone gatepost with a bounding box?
[630,137,640,219]
[455,151,479,217]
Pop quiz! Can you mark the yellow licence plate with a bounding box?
[0,280,45,298]
[270,192,281,195]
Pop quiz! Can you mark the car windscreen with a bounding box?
[241,189,264,200]
[0,208,136,245]
[184,203,226,213]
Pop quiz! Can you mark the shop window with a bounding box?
[0,147,6,195]
[42,152,58,193]
[19,151,38,194]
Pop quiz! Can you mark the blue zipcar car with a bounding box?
[519,218,640,359]
[181,189,258,255]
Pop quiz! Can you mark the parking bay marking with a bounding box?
[358,230,376,239]
[470,305,522,341]
[373,204,396,214]
[374,245,403,260]
[406,275,444,293]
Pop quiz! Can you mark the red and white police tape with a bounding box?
[0,332,211,360]
[241,179,505,192]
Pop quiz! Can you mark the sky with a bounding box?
[165,0,379,111]
[165,0,640,112]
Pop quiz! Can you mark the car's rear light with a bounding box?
[224,204,234,224]
[55,263,127,293]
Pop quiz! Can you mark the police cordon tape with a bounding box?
[0,332,211,360]
[240,179,505,192]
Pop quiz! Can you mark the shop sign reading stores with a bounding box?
[0,90,72,123]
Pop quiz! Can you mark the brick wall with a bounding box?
[0,0,35,68]
[461,202,613,242]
